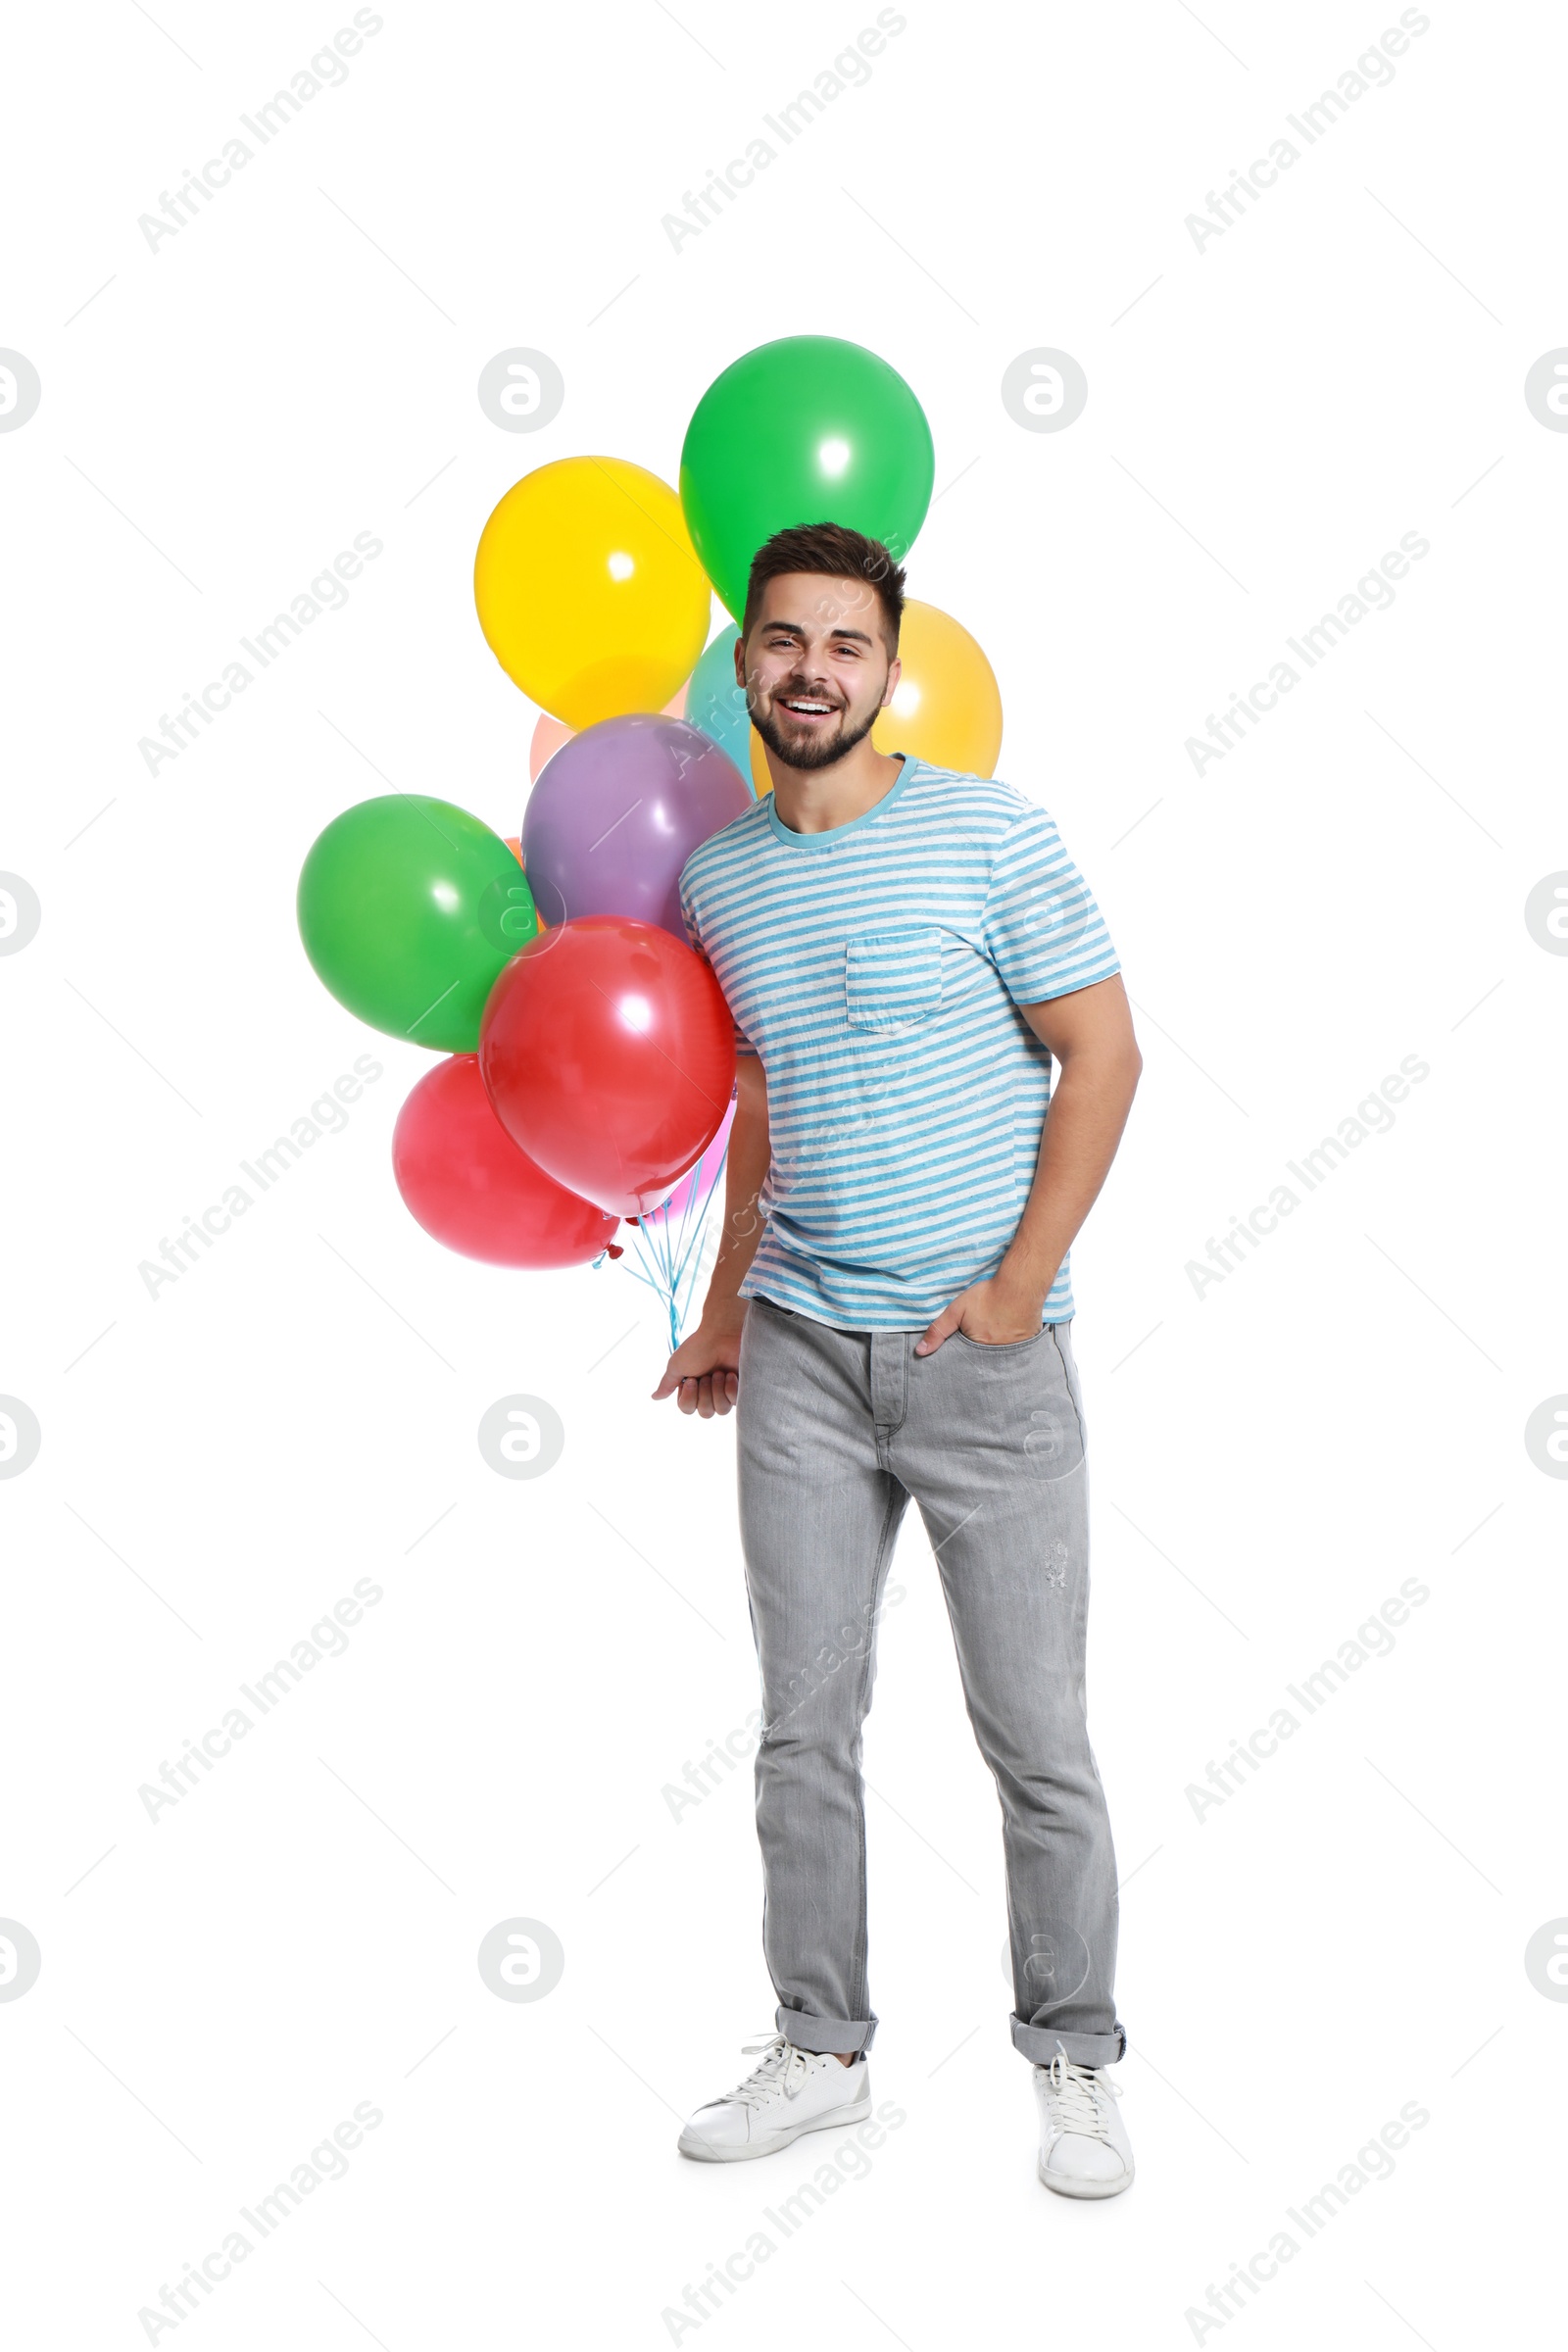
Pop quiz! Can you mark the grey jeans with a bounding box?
[735,1295,1126,2068]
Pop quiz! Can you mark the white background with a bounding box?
[3,1,1565,2345]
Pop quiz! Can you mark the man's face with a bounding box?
[738,572,901,771]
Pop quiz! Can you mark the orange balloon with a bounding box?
[529,714,573,781]
[872,599,1003,776]
[528,689,688,785]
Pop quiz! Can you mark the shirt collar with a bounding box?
[764,754,916,850]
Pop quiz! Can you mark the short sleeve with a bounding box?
[980,804,1121,1005]
[677,859,703,957]
[679,863,759,1057]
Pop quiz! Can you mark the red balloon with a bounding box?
[480,916,737,1217]
[392,1054,618,1266]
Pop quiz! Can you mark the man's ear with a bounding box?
[880,654,902,711]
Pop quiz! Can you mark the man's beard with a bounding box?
[749,687,881,772]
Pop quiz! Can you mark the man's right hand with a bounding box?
[651,1304,748,1416]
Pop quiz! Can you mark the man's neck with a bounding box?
[765,744,906,837]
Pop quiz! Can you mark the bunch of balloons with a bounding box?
[296,334,1008,1349]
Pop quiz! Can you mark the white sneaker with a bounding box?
[1033,2051,1134,2198]
[678,2032,871,2163]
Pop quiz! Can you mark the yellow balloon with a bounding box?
[474,457,711,729]
[871,599,1004,776]
[749,728,772,797]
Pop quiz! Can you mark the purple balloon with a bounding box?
[520,714,752,938]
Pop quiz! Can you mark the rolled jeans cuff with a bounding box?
[776,2003,876,2056]
[1011,2017,1127,2067]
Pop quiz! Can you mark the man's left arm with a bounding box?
[914,975,1142,1353]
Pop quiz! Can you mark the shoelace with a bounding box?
[1040,2052,1120,2139]
[727,2032,810,2108]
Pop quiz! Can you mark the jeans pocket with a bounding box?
[1030,1325,1086,1475]
[948,1324,1081,1474]
[953,1326,1049,1353]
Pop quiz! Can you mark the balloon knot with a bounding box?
[605,1243,624,1259]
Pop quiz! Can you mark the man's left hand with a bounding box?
[914,1272,1051,1354]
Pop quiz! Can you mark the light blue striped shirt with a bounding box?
[678,755,1122,1330]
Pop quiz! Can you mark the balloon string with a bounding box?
[621,1139,732,1358]
[666,1146,729,1299]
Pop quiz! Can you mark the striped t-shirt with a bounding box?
[677,755,1122,1330]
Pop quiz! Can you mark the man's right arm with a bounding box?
[649,1053,770,1416]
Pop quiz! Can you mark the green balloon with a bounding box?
[297,796,537,1053]
[679,336,935,621]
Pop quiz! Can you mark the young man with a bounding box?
[652,522,1142,2198]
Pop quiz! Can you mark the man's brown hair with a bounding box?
[740,521,906,656]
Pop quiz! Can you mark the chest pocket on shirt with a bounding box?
[844,926,944,1030]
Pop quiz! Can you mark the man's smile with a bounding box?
[776,694,842,722]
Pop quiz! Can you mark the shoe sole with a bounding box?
[678,2090,871,2164]
[1038,2157,1135,2200]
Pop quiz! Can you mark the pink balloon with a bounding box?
[655,1091,736,1223]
